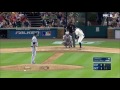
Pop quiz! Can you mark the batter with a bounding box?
[75,27,85,49]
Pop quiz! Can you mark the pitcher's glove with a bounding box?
[33,42,35,44]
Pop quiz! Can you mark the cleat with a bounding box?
[31,61,35,64]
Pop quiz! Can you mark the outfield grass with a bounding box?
[0,39,120,48]
[0,52,119,78]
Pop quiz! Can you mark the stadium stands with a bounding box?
[0,12,119,28]
[0,12,29,28]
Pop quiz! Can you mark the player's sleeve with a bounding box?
[35,38,38,47]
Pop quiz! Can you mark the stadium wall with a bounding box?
[0,27,119,39]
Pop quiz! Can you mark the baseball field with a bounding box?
[0,38,120,78]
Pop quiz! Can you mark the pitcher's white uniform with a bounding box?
[31,35,38,64]
[75,28,85,48]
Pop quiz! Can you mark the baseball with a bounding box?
[24,70,26,71]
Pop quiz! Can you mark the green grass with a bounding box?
[0,39,120,48]
[0,52,54,66]
[84,41,120,48]
[0,39,59,48]
[53,52,120,78]
[0,52,120,78]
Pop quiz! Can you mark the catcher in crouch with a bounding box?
[63,31,73,48]
[75,27,85,49]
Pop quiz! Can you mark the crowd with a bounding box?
[103,12,120,27]
[0,12,120,28]
[38,12,67,27]
[0,12,31,28]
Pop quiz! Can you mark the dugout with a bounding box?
[0,30,7,38]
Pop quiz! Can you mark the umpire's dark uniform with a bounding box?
[67,23,76,47]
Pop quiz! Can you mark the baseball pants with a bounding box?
[70,32,75,47]
[78,35,84,43]
[31,46,36,63]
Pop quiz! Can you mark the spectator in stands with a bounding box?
[0,12,28,28]
[42,19,47,27]
[51,13,57,20]
[23,19,31,27]
[52,19,58,27]
[57,12,63,20]
[60,17,66,27]
[0,12,67,28]
[116,15,120,27]
[21,15,26,22]
[40,24,45,27]
[87,21,91,26]
[117,21,120,27]
[6,19,13,28]
[12,19,17,27]
[0,21,3,28]
[0,14,4,22]
[0,20,7,28]
[16,18,22,27]
[48,22,52,27]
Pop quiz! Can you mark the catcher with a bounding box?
[62,31,73,48]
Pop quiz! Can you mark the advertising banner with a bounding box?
[7,29,57,39]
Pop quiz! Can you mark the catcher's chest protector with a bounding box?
[65,35,70,42]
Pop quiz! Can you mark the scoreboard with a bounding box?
[93,57,111,70]
[93,63,111,70]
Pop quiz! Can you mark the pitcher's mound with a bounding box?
[0,64,83,71]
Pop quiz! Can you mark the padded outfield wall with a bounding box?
[0,26,119,39]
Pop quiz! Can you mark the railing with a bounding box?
[0,27,64,30]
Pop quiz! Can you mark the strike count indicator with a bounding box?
[93,63,111,70]
[93,57,111,70]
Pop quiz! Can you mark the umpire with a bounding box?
[67,22,76,47]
